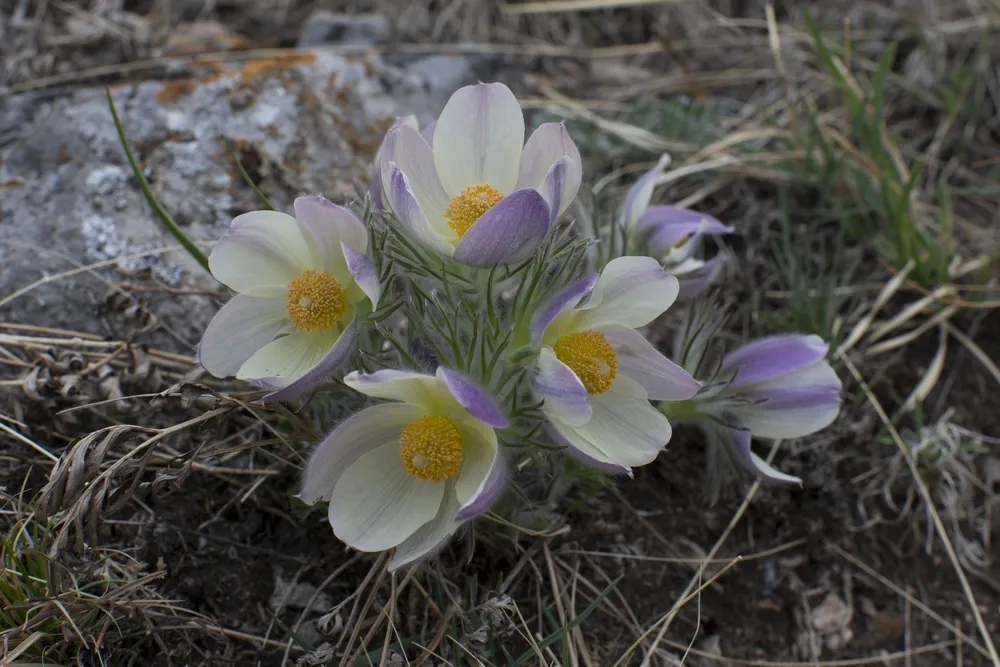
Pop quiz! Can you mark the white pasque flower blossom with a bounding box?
[531,256,701,474]
[299,368,507,570]
[198,196,380,402]
[373,82,583,268]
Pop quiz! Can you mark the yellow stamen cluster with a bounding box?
[554,329,618,394]
[444,183,504,237]
[285,270,346,332]
[399,415,464,482]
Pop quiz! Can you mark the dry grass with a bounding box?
[2,0,999,665]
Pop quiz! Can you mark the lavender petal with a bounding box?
[452,189,550,268]
[437,367,508,428]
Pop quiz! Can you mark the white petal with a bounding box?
[572,256,679,331]
[605,328,701,401]
[293,196,368,282]
[731,400,840,440]
[236,330,336,380]
[749,450,803,485]
[534,347,592,427]
[209,211,315,297]
[554,375,671,468]
[454,419,498,508]
[517,122,580,189]
[389,483,461,570]
[379,126,451,230]
[433,82,525,195]
[329,442,445,552]
[299,403,421,504]
[345,369,459,414]
[198,295,288,378]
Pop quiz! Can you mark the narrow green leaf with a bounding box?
[510,578,620,666]
[106,89,211,273]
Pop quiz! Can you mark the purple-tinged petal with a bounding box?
[730,389,841,440]
[605,328,701,401]
[517,122,582,220]
[536,156,579,223]
[371,116,419,211]
[533,347,592,427]
[619,154,669,229]
[637,206,732,248]
[388,164,455,255]
[456,447,505,521]
[727,426,802,485]
[531,273,599,345]
[345,368,457,414]
[298,402,420,504]
[294,195,369,263]
[380,126,451,224]
[437,367,507,428]
[420,121,436,144]
[676,255,727,300]
[452,189,550,268]
[341,241,380,308]
[720,335,830,388]
[545,424,633,477]
[434,82,525,195]
[517,123,579,188]
[259,319,357,403]
[198,295,288,378]
[642,210,733,260]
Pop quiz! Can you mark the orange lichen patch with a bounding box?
[0,179,25,192]
[234,53,318,86]
[163,21,249,57]
[155,67,227,105]
[157,79,197,104]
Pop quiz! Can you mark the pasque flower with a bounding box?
[531,256,701,473]
[198,196,380,402]
[298,368,507,570]
[693,334,842,483]
[620,155,733,298]
[375,82,582,267]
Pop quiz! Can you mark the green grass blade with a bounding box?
[223,138,276,211]
[106,89,211,273]
[510,578,619,666]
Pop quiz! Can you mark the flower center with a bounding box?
[399,415,464,482]
[444,183,504,237]
[285,270,346,332]
[553,329,618,394]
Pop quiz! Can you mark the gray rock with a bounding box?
[297,10,391,48]
[403,55,476,101]
[0,51,479,348]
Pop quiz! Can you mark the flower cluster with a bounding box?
[198,82,842,569]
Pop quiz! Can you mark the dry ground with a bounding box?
[2,1,999,665]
